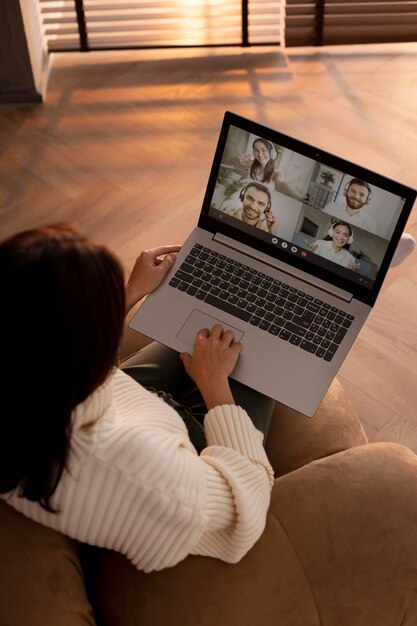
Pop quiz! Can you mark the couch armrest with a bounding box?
[85,442,417,626]
[0,500,96,626]
[83,514,320,626]
[270,442,417,624]
[265,377,368,477]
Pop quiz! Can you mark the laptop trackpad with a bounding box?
[176,309,245,348]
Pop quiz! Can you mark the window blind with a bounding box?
[284,0,319,47]
[39,0,284,51]
[285,1,417,47]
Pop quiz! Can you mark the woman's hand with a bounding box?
[180,325,243,409]
[348,260,361,271]
[235,153,253,169]
[306,240,318,252]
[125,245,181,314]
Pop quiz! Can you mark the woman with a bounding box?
[235,137,304,201]
[306,221,360,271]
[0,224,274,573]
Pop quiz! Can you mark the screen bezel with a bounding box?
[198,111,416,307]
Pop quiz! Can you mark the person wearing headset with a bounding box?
[323,177,415,266]
[223,182,279,235]
[322,178,376,234]
[306,221,360,271]
[235,138,304,201]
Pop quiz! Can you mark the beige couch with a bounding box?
[2,333,417,625]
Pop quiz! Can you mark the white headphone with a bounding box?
[269,145,278,160]
[328,224,353,245]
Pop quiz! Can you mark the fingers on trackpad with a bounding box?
[176,310,244,347]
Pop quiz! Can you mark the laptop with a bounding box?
[129,111,416,416]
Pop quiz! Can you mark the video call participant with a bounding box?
[306,221,360,271]
[323,178,376,234]
[322,178,415,266]
[235,138,304,201]
[223,182,278,235]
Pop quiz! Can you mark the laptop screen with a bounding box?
[201,113,416,305]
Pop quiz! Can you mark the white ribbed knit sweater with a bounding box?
[3,368,274,572]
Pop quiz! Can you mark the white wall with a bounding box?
[19,0,50,97]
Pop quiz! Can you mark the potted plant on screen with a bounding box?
[320,170,335,187]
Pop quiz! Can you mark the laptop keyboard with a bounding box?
[169,244,354,362]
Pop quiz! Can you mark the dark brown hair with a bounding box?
[0,224,125,511]
[250,138,277,183]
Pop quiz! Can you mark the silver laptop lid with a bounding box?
[197,112,416,308]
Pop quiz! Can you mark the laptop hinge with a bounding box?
[213,232,354,304]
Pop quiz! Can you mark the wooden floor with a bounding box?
[1,42,416,450]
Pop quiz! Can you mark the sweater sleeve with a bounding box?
[87,402,274,571]
[192,404,274,562]
[103,400,274,570]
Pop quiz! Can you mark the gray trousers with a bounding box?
[121,342,275,453]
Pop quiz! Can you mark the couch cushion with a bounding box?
[0,500,96,626]
[89,442,417,626]
[272,442,417,625]
[86,511,320,626]
[265,377,368,477]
